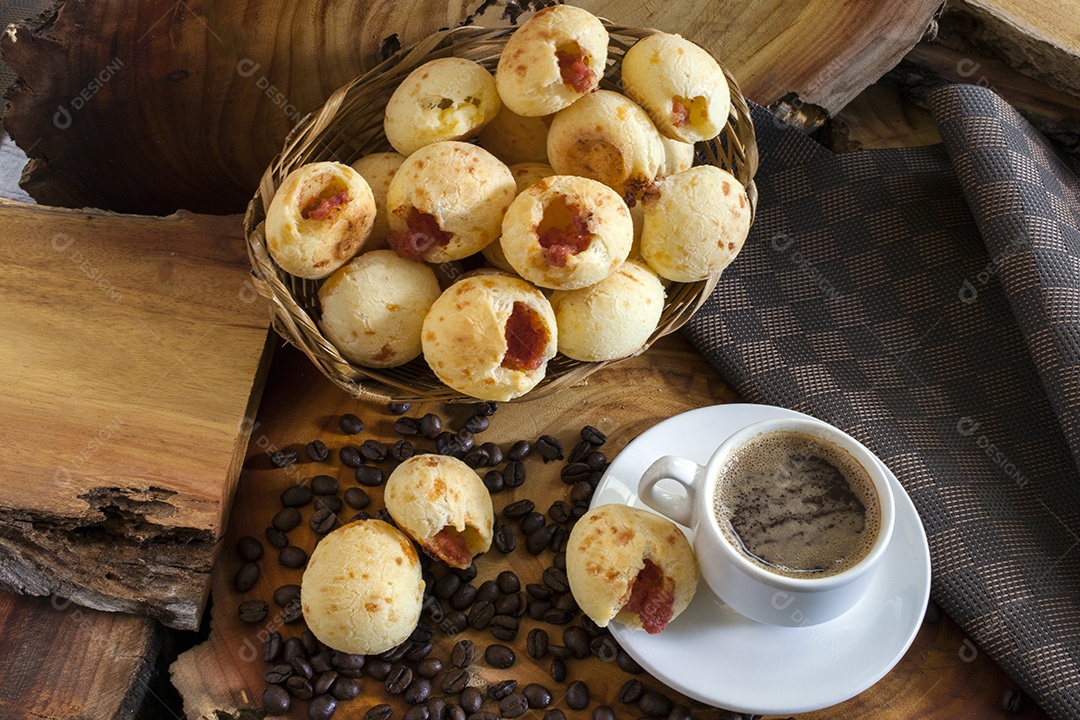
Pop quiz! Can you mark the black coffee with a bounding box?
[713,430,879,578]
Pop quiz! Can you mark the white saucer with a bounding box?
[593,404,931,715]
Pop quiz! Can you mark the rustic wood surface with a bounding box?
[819,80,942,153]
[0,202,271,631]
[172,341,1051,720]
[1,0,940,215]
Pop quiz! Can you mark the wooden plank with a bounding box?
[0,201,272,631]
[0,0,941,215]
[819,79,942,153]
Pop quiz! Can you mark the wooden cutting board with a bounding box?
[0,200,271,631]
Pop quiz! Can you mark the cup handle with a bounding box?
[638,456,702,527]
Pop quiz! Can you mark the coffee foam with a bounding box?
[712,431,880,579]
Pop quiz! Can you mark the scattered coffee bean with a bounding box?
[570,481,593,505]
[553,552,567,571]
[547,501,571,524]
[290,655,314,680]
[525,628,549,660]
[561,462,591,485]
[426,697,447,720]
[314,495,342,514]
[438,433,469,456]
[592,706,615,720]
[349,511,371,522]
[543,608,574,625]
[548,657,566,682]
[311,474,339,495]
[526,525,557,555]
[465,414,490,433]
[360,439,387,462]
[503,499,535,520]
[469,600,496,630]
[407,641,434,664]
[498,693,528,718]
[365,704,393,720]
[489,614,519,641]
[313,670,337,696]
[265,526,288,548]
[580,614,604,636]
[404,706,430,720]
[273,583,301,607]
[354,465,385,487]
[451,639,476,668]
[464,447,490,468]
[306,440,330,462]
[395,416,422,436]
[286,675,314,700]
[310,506,338,534]
[617,649,644,674]
[405,677,433,705]
[273,448,300,468]
[568,440,592,464]
[460,686,483,713]
[502,461,526,488]
[522,683,552,709]
[389,402,411,415]
[454,562,478,582]
[308,693,338,719]
[543,711,566,720]
[380,640,411,663]
[536,435,564,462]
[281,485,313,508]
[420,413,442,439]
[483,470,505,493]
[374,508,395,526]
[444,610,469,634]
[581,425,606,445]
[507,440,531,461]
[555,592,578,613]
[570,504,588,521]
[442,667,469,694]
[526,583,553,600]
[264,663,293,684]
[585,451,607,470]
[433,573,462,600]
[492,570,518,594]
[590,635,616,660]
[447,706,465,720]
[343,487,370,510]
[239,599,268,622]
[280,545,308,568]
[619,679,644,704]
[236,535,264,562]
[263,684,291,714]
[468,713,498,720]
[527,600,552,620]
[262,631,283,662]
[495,593,523,617]
[450,583,478,611]
[542,567,569,593]
[233,562,260,592]
[547,644,573,661]
[1003,688,1025,714]
[339,446,363,468]
[475,579,499,604]
[485,643,516,668]
[565,680,589,710]
[331,677,361,701]
[563,626,590,658]
[392,439,416,462]
[281,599,304,624]
[385,663,413,694]
[417,657,443,678]
[667,705,692,720]
[487,679,517,700]
[493,523,516,554]
[639,691,673,718]
[339,413,364,434]
[481,442,503,465]
[273,506,302,532]
[366,658,392,681]
[520,511,545,534]
[411,622,436,643]
[475,401,499,416]
[311,652,334,674]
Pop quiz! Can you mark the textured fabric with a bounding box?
[683,85,1080,719]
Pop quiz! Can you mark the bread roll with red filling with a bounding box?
[495,5,608,117]
[351,152,407,249]
[384,455,494,569]
[567,504,698,634]
[500,175,632,291]
[301,519,424,654]
[621,32,731,144]
[640,165,751,282]
[384,57,500,156]
[421,274,557,400]
[546,91,665,203]
[265,161,376,279]
[386,141,516,264]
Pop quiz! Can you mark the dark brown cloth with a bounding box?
[683,84,1080,718]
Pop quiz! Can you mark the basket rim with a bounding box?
[244,19,758,403]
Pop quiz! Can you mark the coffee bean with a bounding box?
[233,562,260,592]
[592,706,615,720]
[389,402,411,415]
[286,675,314,700]
[450,583,478,611]
[493,524,516,554]
[543,608,574,625]
[395,416,422,436]
[543,711,566,720]
[521,629,547,660]
[527,600,552,620]
[417,657,443,678]
[502,499,534,520]
[311,651,334,674]
[570,481,593,505]
[235,535,264,562]
[554,593,578,613]
[386,663,413,694]
[420,413,442,439]
[354,465,385,487]
[489,614,518,641]
[307,440,330,462]
[311,474,339,495]
[349,511,371,522]
[290,655,314,680]
[469,579,496,603]
[639,692,673,718]
[447,706,465,720]
[239,599,268,622]
[487,680,517,700]
[339,446,362,468]
[310,506,338,534]
[272,507,301,534]
[481,442,503,465]
[406,641,433,664]
[469,600,496,630]
[273,583,301,607]
[364,658,390,680]
[568,440,592,464]
[474,401,499,416]
[281,599,304,624]
[404,706,430,720]
[585,451,607,470]
[468,713,498,720]
[281,485,313,508]
[536,435,564,462]
[392,439,416,462]
[619,679,645,705]
[451,639,476,668]
[548,658,566,682]
[280,545,308,568]
[464,447,490,468]
[590,635,616,660]
[273,448,300,468]
[526,583,553,600]
[464,414,490,433]
[460,686,483,713]
[262,684,290,714]
[550,527,569,553]
[507,440,531,461]
[405,677,433,705]
[502,461,526,488]
[547,644,573,661]
[489,570,517,594]
[380,640,411,663]
[522,683,552,709]
[261,630,283,663]
[343,487,370,510]
[498,693,528,718]
[525,525,557,555]
[580,425,606,445]
[580,614,604,636]
[485,644,515,668]
[444,610,469,634]
[309,693,338,719]
[442,667,469,693]
[339,413,364,434]
[553,552,567,571]
[426,697,447,720]
[374,508,395,525]
[563,626,590,658]
[265,526,288,548]
[617,649,644,674]
[565,680,589,710]
[542,567,569,593]
[264,663,293,684]
[360,439,387,462]
[570,504,588,521]
[495,593,523,617]
[433,572,462,600]
[1003,688,1025,714]
[411,621,436,643]
[454,562,478,582]
[314,496,342,517]
[483,470,505,493]
[519,512,545,535]
[365,704,393,720]
[667,705,693,720]
[329,676,360,701]
[561,462,591,485]
[547,501,571,524]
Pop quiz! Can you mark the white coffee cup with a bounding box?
[638,416,895,626]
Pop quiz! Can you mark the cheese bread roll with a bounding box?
[477,105,552,165]
[350,152,407,250]
[265,161,376,279]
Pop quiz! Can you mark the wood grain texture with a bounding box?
[1,0,940,215]
[0,201,271,630]
[819,79,941,153]
[172,342,1051,720]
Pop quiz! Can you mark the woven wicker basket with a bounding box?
[244,22,759,402]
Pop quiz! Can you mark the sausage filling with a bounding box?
[424,526,473,569]
[671,95,709,128]
[555,43,595,94]
[536,195,592,268]
[622,558,676,634]
[502,302,549,372]
[302,184,350,221]
[388,207,453,261]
